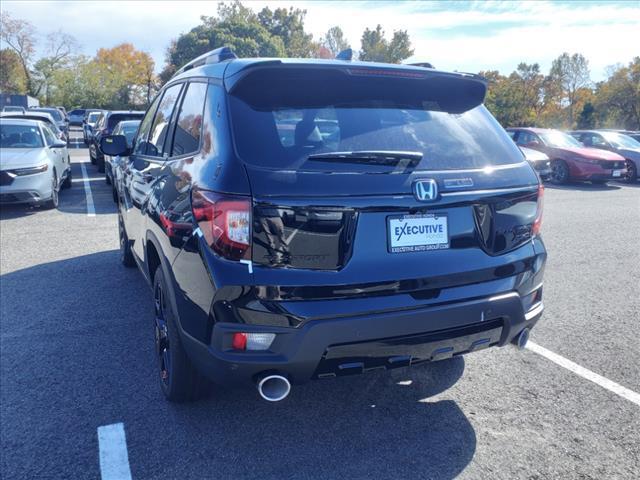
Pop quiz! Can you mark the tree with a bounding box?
[33,31,78,103]
[595,57,640,129]
[321,26,349,57]
[549,52,591,127]
[481,65,548,127]
[0,48,28,93]
[161,1,287,82]
[577,102,596,129]
[93,43,156,108]
[0,12,37,95]
[359,25,413,63]
[257,6,316,57]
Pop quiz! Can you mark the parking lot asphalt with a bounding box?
[1,131,639,479]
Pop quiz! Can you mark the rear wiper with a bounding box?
[307,150,423,166]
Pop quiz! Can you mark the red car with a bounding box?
[507,128,626,184]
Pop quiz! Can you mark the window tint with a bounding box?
[583,133,607,148]
[42,125,56,145]
[146,84,183,157]
[515,131,538,146]
[33,108,63,122]
[133,95,163,156]
[117,121,140,147]
[88,112,101,124]
[108,114,143,130]
[172,82,207,156]
[230,99,524,171]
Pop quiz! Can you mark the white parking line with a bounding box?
[80,162,96,217]
[527,341,640,407]
[97,423,132,480]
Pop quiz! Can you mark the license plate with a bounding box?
[612,169,623,178]
[387,214,449,253]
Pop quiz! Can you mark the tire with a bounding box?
[89,147,96,165]
[625,160,638,183]
[118,211,136,268]
[97,156,105,173]
[105,165,111,185]
[62,167,72,189]
[112,185,118,203]
[153,267,209,402]
[42,171,59,209]
[550,159,570,184]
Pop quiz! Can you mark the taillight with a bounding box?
[532,183,544,236]
[192,189,251,260]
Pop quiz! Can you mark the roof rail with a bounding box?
[336,48,353,61]
[174,46,238,77]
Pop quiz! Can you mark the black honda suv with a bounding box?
[101,47,546,403]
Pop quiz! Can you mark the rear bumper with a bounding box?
[183,290,543,386]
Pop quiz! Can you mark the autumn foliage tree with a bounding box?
[0,12,37,95]
[0,48,28,94]
[93,43,156,108]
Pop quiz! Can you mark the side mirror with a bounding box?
[526,140,540,148]
[100,135,130,157]
[50,140,67,148]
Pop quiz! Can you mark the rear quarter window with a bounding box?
[171,82,207,156]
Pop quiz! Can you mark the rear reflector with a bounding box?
[192,189,251,260]
[232,333,247,350]
[532,184,544,236]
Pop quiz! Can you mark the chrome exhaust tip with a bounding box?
[257,375,291,402]
[515,328,530,350]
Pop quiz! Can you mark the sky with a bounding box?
[2,0,639,81]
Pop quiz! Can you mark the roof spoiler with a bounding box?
[174,46,237,77]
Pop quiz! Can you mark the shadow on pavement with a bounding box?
[0,161,116,218]
[1,251,476,480]
[0,203,43,219]
[544,181,622,191]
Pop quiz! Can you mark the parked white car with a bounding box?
[0,118,72,208]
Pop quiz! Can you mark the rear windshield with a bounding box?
[70,109,85,115]
[227,67,525,171]
[602,132,640,149]
[108,114,143,129]
[229,99,523,171]
[87,112,101,123]
[119,123,140,145]
[0,124,44,148]
[33,108,63,122]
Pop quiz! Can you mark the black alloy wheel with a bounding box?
[551,160,569,184]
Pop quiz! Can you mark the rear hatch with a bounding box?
[226,63,541,291]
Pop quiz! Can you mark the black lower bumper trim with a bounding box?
[314,320,503,378]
